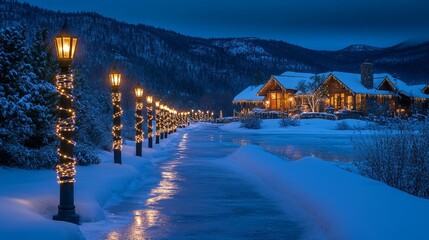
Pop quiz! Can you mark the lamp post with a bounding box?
[173,110,178,132]
[164,106,169,138]
[160,104,164,140]
[155,101,160,144]
[109,67,122,164]
[53,21,79,225]
[147,96,153,148]
[135,85,144,156]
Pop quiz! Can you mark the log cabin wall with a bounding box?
[323,76,356,111]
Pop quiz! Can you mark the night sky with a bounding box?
[21,0,429,50]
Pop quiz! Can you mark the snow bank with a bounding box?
[226,145,429,240]
[220,118,369,134]
[0,127,187,239]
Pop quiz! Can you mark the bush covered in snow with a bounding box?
[352,119,429,198]
[279,117,300,127]
[335,121,352,130]
[240,115,262,129]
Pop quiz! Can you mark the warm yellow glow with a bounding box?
[147,95,153,104]
[55,36,77,60]
[289,97,293,101]
[109,69,121,87]
[134,86,144,98]
[55,73,77,184]
[155,101,160,107]
[54,21,78,61]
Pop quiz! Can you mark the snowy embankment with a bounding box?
[226,145,429,240]
[220,118,369,134]
[0,128,185,239]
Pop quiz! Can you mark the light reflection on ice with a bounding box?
[107,231,120,240]
[127,138,185,239]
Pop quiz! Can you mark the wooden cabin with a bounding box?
[377,76,429,115]
[316,72,395,115]
[256,72,314,112]
[232,85,265,113]
[235,62,429,116]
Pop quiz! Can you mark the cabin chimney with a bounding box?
[361,60,374,89]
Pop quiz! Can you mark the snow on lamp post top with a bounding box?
[54,21,78,63]
[135,85,144,98]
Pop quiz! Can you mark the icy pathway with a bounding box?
[99,125,315,239]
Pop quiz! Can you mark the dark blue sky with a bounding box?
[21,0,429,50]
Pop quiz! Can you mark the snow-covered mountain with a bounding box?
[340,44,382,52]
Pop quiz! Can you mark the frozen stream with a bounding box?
[85,124,359,239]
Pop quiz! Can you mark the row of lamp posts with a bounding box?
[51,21,195,225]
[191,109,214,122]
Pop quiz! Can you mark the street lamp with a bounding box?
[53,20,79,225]
[173,110,178,132]
[109,67,122,164]
[135,85,144,156]
[159,104,165,140]
[155,101,160,144]
[164,106,169,138]
[147,96,153,148]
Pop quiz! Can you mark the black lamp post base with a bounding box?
[156,135,160,144]
[53,211,80,225]
[148,137,153,148]
[136,142,142,156]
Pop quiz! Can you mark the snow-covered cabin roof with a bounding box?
[378,75,429,99]
[233,85,264,103]
[275,71,316,89]
[257,71,316,96]
[322,72,393,95]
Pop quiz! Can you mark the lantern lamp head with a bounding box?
[147,96,153,104]
[54,20,78,66]
[109,67,122,87]
[155,101,160,107]
[134,85,144,98]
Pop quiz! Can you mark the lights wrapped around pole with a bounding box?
[173,110,178,132]
[109,67,122,164]
[135,85,144,156]
[164,106,169,138]
[53,20,80,225]
[155,101,160,144]
[147,96,153,148]
[159,105,164,140]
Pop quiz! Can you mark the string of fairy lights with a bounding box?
[147,99,154,138]
[55,73,77,184]
[111,92,123,150]
[155,103,160,138]
[135,102,144,143]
